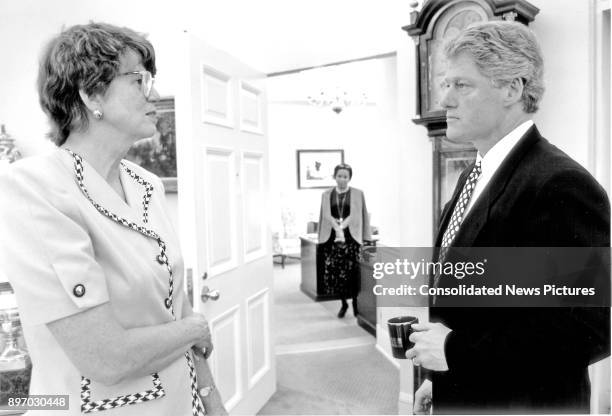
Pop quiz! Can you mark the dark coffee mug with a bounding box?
[387,316,419,359]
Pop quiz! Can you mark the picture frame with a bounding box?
[296,149,344,189]
[125,97,177,192]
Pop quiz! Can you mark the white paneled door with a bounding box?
[175,32,274,415]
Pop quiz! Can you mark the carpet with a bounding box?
[260,344,399,415]
[273,263,370,347]
[259,263,399,415]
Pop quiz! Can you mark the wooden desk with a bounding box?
[356,247,377,336]
[299,235,338,301]
[299,235,378,335]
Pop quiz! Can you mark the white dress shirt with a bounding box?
[463,120,534,217]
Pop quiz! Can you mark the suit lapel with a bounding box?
[58,149,143,226]
[452,125,542,246]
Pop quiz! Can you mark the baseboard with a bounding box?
[376,343,400,369]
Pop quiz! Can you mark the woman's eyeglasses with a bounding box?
[120,70,155,99]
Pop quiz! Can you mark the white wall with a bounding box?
[593,2,611,194]
[396,31,434,247]
[267,57,402,245]
[530,0,595,169]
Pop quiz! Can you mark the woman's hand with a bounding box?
[333,221,344,234]
[48,303,214,385]
[186,313,214,359]
[334,228,345,243]
[339,215,351,230]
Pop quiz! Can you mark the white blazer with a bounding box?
[0,149,195,416]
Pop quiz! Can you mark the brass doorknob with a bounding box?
[201,286,220,302]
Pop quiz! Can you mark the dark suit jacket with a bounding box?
[430,126,610,414]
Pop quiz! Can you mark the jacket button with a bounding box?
[156,255,165,265]
[164,298,172,309]
[73,284,86,298]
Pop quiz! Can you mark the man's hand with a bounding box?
[414,379,432,415]
[405,322,451,371]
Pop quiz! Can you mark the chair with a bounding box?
[272,233,301,268]
[272,208,302,268]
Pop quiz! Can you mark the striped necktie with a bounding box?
[434,161,482,289]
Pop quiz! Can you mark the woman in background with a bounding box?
[318,164,371,318]
[0,23,225,415]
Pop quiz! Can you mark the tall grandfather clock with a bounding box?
[402,0,539,235]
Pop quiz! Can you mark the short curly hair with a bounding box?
[38,22,156,146]
[443,21,544,114]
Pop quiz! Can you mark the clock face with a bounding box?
[426,4,488,113]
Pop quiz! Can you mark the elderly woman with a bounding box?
[318,164,371,318]
[0,23,225,415]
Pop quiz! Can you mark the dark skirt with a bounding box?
[321,228,362,298]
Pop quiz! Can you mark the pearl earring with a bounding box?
[93,110,103,120]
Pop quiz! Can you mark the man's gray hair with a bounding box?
[443,20,544,113]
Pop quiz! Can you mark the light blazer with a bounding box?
[318,187,371,244]
[0,149,195,416]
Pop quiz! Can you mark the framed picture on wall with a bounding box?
[125,97,177,192]
[296,149,344,189]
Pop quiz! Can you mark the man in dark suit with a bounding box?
[405,21,610,414]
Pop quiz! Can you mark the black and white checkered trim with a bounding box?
[81,373,165,413]
[122,163,154,224]
[67,150,206,415]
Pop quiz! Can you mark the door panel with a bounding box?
[202,66,233,127]
[246,288,270,388]
[204,148,237,274]
[242,152,266,262]
[240,82,264,134]
[209,306,242,409]
[176,32,275,415]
